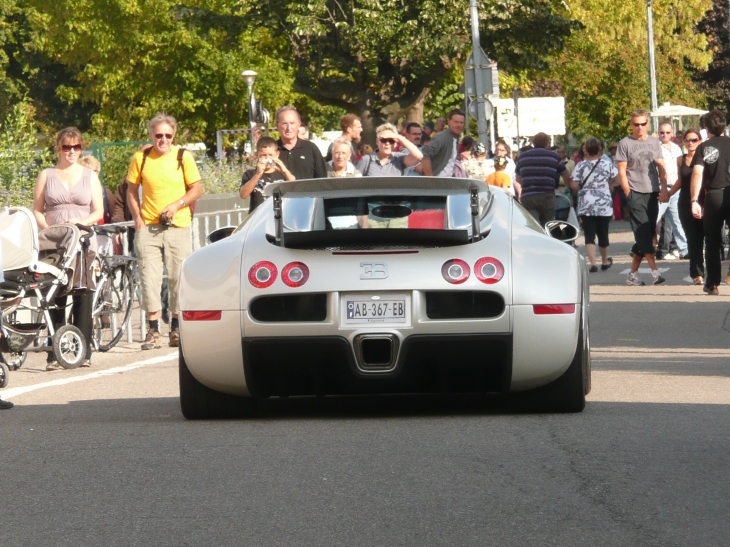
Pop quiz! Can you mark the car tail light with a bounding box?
[182,310,222,321]
[248,261,277,288]
[474,257,504,284]
[282,262,309,288]
[533,304,576,315]
[441,259,470,284]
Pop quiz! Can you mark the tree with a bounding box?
[240,0,578,132]
[549,0,712,139]
[695,0,730,112]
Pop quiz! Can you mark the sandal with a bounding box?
[693,276,704,286]
[601,257,614,271]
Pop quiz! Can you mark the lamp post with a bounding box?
[241,70,258,151]
[646,0,659,129]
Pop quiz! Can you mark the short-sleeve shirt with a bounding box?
[356,152,408,176]
[515,148,566,197]
[276,138,327,180]
[126,145,201,227]
[660,141,683,187]
[573,156,618,217]
[240,168,287,212]
[486,171,512,189]
[690,136,730,190]
[615,136,663,193]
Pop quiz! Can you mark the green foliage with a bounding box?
[92,142,148,193]
[551,0,712,140]
[197,156,246,195]
[0,101,53,207]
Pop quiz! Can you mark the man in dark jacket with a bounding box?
[419,109,465,177]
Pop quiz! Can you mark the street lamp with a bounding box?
[241,70,259,150]
[646,0,659,129]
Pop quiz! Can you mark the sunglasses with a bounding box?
[659,131,672,135]
[379,138,397,145]
[684,138,700,143]
[155,133,173,140]
[633,122,648,127]
[61,144,82,152]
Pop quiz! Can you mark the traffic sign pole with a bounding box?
[469,0,490,147]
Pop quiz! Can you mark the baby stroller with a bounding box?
[0,207,94,370]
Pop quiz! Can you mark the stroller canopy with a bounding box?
[0,207,39,272]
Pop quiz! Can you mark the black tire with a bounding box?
[0,362,9,388]
[92,266,134,352]
[53,325,86,369]
[0,350,27,371]
[179,347,256,420]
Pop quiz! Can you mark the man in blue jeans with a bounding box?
[656,123,688,259]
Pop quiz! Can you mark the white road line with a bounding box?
[1,352,177,400]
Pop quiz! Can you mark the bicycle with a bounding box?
[90,225,136,352]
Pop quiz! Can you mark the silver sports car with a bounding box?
[178,177,590,419]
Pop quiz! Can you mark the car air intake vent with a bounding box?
[250,294,327,322]
[425,291,505,319]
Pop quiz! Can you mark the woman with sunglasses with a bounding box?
[32,127,104,369]
[668,129,704,285]
[356,123,423,176]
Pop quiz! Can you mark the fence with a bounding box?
[116,207,249,342]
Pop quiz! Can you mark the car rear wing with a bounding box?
[264,177,493,249]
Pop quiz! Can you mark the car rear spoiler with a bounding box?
[264,177,491,248]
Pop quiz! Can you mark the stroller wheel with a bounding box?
[0,362,9,388]
[0,350,27,371]
[52,325,87,369]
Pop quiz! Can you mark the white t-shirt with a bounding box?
[438,139,457,177]
[660,141,683,187]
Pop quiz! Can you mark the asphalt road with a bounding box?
[2,220,729,546]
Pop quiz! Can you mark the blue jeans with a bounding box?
[657,192,687,255]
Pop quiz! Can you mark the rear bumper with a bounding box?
[242,333,512,397]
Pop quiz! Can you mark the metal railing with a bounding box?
[112,207,249,342]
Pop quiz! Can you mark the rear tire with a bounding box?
[179,348,256,420]
[517,318,588,413]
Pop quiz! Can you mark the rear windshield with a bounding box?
[325,196,447,230]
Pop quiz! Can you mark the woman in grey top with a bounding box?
[32,127,103,369]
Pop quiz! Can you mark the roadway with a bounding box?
[1,220,729,546]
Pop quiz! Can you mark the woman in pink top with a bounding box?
[32,127,104,369]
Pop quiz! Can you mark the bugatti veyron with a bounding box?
[178,178,590,418]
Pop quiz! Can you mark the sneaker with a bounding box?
[169,329,180,348]
[652,271,666,285]
[660,253,677,261]
[0,398,13,410]
[626,272,645,286]
[141,328,162,350]
[705,285,720,296]
[45,361,63,371]
[679,253,690,260]
[671,250,680,258]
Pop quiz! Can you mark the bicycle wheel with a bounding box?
[0,350,27,371]
[92,265,134,352]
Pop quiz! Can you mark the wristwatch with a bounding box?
[179,199,186,208]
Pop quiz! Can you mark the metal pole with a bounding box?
[513,88,520,148]
[469,0,489,145]
[647,0,659,129]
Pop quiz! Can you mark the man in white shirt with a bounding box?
[656,122,688,259]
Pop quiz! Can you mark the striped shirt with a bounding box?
[515,148,566,197]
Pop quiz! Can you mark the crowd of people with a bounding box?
[4,104,729,396]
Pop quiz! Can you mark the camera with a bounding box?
[265,159,276,167]
[160,212,173,226]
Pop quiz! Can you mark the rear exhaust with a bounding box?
[354,334,400,373]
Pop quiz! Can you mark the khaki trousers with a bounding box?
[135,224,191,314]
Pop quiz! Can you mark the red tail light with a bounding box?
[441,259,470,284]
[182,310,222,321]
[474,257,504,284]
[282,262,309,287]
[533,304,576,315]
[248,261,277,288]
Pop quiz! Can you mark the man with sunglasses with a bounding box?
[127,113,203,350]
[616,109,669,286]
[656,123,687,260]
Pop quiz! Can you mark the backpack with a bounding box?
[139,147,196,215]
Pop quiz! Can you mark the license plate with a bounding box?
[344,298,406,324]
